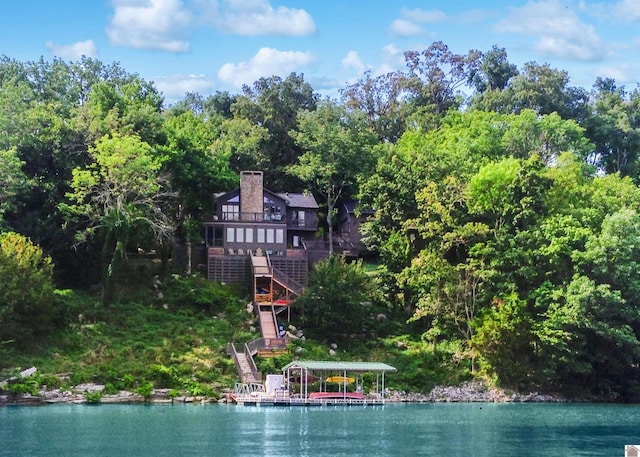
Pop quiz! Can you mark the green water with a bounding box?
[1,403,639,456]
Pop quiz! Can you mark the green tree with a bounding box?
[0,232,56,344]
[296,255,374,341]
[341,70,413,143]
[62,134,175,303]
[290,100,378,253]
[232,73,318,190]
[404,41,483,115]
[0,148,28,228]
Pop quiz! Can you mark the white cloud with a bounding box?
[218,47,315,88]
[613,0,640,22]
[494,0,607,62]
[107,0,192,52]
[45,40,97,60]
[389,8,446,37]
[389,19,425,37]
[342,51,367,74]
[596,63,634,83]
[196,0,315,36]
[153,73,216,102]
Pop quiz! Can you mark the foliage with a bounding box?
[290,99,378,252]
[0,232,57,345]
[62,134,176,302]
[296,255,378,342]
[161,273,243,315]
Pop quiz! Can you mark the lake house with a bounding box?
[204,171,325,297]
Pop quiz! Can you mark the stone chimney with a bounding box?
[240,171,263,221]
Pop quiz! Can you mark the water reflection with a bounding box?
[2,403,640,456]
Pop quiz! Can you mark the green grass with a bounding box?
[0,273,259,397]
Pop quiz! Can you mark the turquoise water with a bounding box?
[1,402,640,456]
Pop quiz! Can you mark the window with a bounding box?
[266,229,274,243]
[276,229,284,244]
[226,227,235,242]
[222,204,239,221]
[257,228,265,243]
[245,228,254,243]
[298,210,305,227]
[236,228,244,243]
[293,235,299,247]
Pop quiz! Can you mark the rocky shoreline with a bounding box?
[0,380,566,406]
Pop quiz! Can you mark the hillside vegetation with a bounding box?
[3,42,640,400]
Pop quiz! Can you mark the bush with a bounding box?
[0,232,57,345]
[162,274,241,315]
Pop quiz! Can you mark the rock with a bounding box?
[246,302,254,314]
[294,346,304,356]
[288,324,297,332]
[376,313,388,321]
[329,349,336,356]
[20,367,37,378]
[396,341,406,349]
[330,343,338,350]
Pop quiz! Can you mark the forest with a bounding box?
[2,41,640,400]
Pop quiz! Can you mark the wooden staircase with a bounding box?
[228,250,302,382]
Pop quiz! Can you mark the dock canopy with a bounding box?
[281,360,396,373]
[281,360,396,402]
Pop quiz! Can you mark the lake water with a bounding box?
[1,402,640,456]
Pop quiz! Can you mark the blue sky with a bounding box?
[2,0,640,103]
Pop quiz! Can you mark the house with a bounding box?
[335,198,374,257]
[204,171,323,295]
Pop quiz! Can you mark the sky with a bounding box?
[2,0,640,104]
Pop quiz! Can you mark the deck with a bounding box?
[231,393,386,407]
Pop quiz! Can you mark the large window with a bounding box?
[226,227,235,242]
[222,204,239,221]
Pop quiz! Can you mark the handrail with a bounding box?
[271,305,279,337]
[247,337,288,354]
[243,342,260,380]
[272,267,304,295]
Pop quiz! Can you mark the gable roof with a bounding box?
[341,198,374,215]
[276,192,318,209]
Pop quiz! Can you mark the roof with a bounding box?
[341,198,374,215]
[276,192,319,209]
[281,360,396,372]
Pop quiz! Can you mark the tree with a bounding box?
[582,80,640,177]
[471,45,518,93]
[62,134,175,303]
[0,232,56,344]
[0,148,28,228]
[232,73,319,190]
[341,70,413,143]
[404,41,483,115]
[296,255,374,341]
[290,100,378,253]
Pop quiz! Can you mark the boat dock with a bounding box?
[230,360,396,407]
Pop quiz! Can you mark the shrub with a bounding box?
[162,274,241,315]
[0,232,57,345]
[84,390,103,403]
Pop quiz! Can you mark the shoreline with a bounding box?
[0,381,567,406]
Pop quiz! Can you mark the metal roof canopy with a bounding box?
[282,360,396,372]
[282,360,395,402]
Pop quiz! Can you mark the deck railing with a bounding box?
[246,338,288,356]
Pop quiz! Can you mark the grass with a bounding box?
[0,271,260,398]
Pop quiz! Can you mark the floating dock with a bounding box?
[231,360,396,407]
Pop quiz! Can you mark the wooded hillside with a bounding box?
[3,42,640,400]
